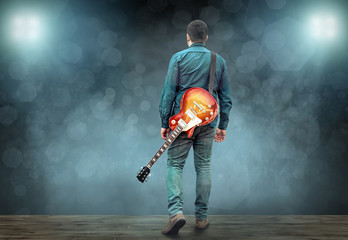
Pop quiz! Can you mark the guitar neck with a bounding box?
[147,124,184,169]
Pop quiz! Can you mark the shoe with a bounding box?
[162,213,186,235]
[196,218,209,229]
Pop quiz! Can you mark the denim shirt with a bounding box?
[159,42,232,130]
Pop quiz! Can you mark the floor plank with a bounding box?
[0,215,347,239]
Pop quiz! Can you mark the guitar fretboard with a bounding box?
[147,124,184,168]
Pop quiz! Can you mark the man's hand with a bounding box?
[214,128,226,142]
[161,128,171,140]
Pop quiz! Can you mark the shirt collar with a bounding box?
[189,42,205,48]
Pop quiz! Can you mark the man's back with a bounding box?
[159,42,231,130]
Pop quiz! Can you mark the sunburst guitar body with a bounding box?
[137,87,218,183]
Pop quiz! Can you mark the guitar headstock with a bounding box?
[136,166,151,183]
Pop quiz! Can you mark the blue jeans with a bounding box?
[166,125,216,220]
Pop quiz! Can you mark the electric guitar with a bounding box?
[136,87,218,183]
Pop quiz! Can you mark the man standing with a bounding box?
[159,20,232,235]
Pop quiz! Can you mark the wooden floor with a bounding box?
[0,215,347,239]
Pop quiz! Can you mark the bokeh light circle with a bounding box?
[2,148,23,168]
[0,105,17,125]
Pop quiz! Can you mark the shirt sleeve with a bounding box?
[159,55,179,128]
[217,59,232,130]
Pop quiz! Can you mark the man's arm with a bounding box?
[215,58,232,141]
[159,55,179,139]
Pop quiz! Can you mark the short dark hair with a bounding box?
[186,20,208,43]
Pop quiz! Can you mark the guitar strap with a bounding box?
[209,51,216,94]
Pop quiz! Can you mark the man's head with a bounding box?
[186,20,208,46]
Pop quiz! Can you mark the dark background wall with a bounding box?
[0,0,347,215]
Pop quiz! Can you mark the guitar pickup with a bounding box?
[185,109,195,119]
[178,119,188,128]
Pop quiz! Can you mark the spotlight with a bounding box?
[11,15,42,42]
[28,30,38,40]
[14,17,24,27]
[13,30,23,40]
[309,15,338,40]
[29,17,39,27]
[311,17,321,26]
[325,17,335,26]
[326,29,336,38]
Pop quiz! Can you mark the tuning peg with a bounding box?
[148,174,151,177]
